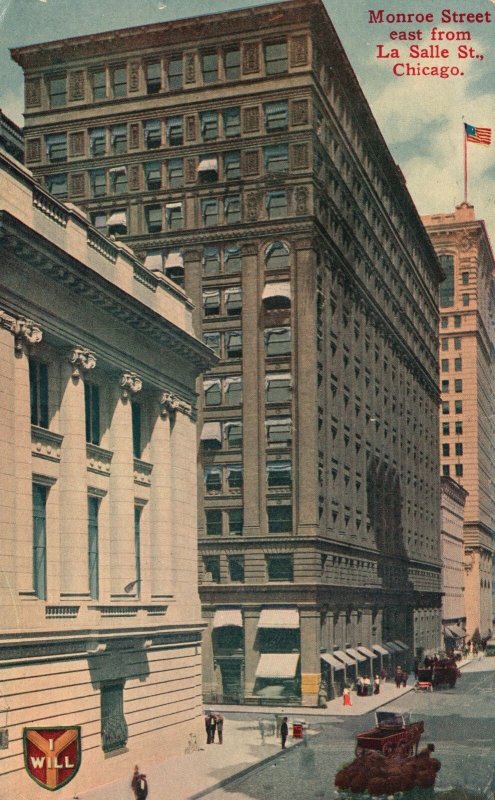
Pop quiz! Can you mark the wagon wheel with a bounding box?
[383,743,395,757]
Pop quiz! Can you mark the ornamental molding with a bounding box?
[159,390,192,419]
[120,371,143,400]
[0,309,16,333]
[69,346,96,379]
[4,316,43,354]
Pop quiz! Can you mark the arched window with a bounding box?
[265,241,290,270]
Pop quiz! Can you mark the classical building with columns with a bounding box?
[12,0,443,706]
[440,476,467,650]
[0,148,215,797]
[423,203,495,642]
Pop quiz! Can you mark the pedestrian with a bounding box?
[413,658,419,680]
[343,687,352,707]
[131,766,149,800]
[380,666,387,682]
[363,676,371,696]
[280,716,289,749]
[216,713,224,744]
[401,669,408,688]
[205,712,212,744]
[395,665,402,688]
[210,712,217,743]
[373,675,380,695]
[356,675,363,696]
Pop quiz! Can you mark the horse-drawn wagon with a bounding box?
[355,710,424,758]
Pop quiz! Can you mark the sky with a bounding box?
[0,0,494,242]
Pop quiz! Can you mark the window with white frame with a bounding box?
[224,151,241,181]
[264,100,289,131]
[203,289,221,316]
[204,378,222,406]
[167,157,183,188]
[264,41,288,74]
[266,417,291,446]
[265,241,290,270]
[165,202,183,230]
[201,111,219,141]
[224,376,242,405]
[265,373,291,403]
[46,133,67,163]
[144,160,161,190]
[225,330,242,359]
[166,116,183,146]
[266,191,288,219]
[225,421,243,449]
[143,119,161,149]
[265,327,291,356]
[223,107,241,137]
[267,461,292,487]
[224,195,241,224]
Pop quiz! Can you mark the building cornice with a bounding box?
[441,475,469,505]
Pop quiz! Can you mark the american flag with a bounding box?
[464,123,492,145]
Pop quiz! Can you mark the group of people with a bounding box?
[356,675,381,696]
[394,664,409,688]
[205,711,224,744]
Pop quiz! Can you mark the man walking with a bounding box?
[131,766,149,800]
[280,716,289,750]
[216,713,224,744]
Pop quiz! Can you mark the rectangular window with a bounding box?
[441,338,448,351]
[165,203,183,230]
[204,556,220,583]
[462,294,470,306]
[266,191,288,219]
[225,331,242,359]
[168,56,183,90]
[264,100,288,131]
[454,379,463,392]
[227,463,243,489]
[201,198,219,227]
[88,496,99,599]
[439,254,454,307]
[92,69,106,100]
[90,168,106,197]
[223,107,241,137]
[29,359,49,428]
[203,331,221,355]
[461,271,469,285]
[224,245,241,273]
[441,359,449,372]
[442,443,450,456]
[46,133,67,163]
[264,41,288,74]
[267,552,293,580]
[224,376,242,405]
[454,337,462,350]
[166,116,183,146]
[45,173,68,198]
[265,327,291,356]
[110,167,127,194]
[134,506,142,598]
[224,47,240,80]
[111,125,127,155]
[84,382,100,445]
[143,119,161,149]
[455,421,463,434]
[101,683,128,752]
[266,417,291,447]
[144,160,161,190]
[201,111,218,140]
[203,246,220,275]
[224,150,241,181]
[442,422,450,436]
[206,509,222,535]
[202,52,218,83]
[267,461,292,487]
[204,378,221,406]
[442,401,450,414]
[441,317,448,328]
[225,421,243,449]
[132,402,142,459]
[48,75,66,107]
[145,205,162,233]
[228,555,244,582]
[33,484,47,599]
[167,158,183,188]
[89,127,106,156]
[224,196,241,224]
[441,380,449,393]
[455,400,463,413]
[455,442,463,456]
[454,315,462,328]
[454,358,462,371]
[112,66,127,97]
[264,143,289,173]
[266,373,291,403]
[146,61,161,94]
[442,464,450,476]
[205,466,222,493]
[203,289,220,316]
[455,463,463,477]
[228,508,243,535]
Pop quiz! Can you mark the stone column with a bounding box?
[293,239,319,537]
[108,371,142,598]
[201,611,218,700]
[243,609,260,698]
[241,243,264,536]
[148,396,173,599]
[300,608,321,706]
[58,347,96,598]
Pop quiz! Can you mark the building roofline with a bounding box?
[440,475,469,503]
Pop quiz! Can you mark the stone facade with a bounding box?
[0,150,215,797]
[12,0,444,707]
[440,476,467,644]
[424,204,495,641]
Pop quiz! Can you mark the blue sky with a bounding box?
[1,0,494,240]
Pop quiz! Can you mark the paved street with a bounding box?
[207,659,495,800]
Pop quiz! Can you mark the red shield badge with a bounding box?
[23,727,81,791]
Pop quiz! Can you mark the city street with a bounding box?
[208,659,495,800]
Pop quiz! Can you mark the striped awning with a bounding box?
[255,653,299,679]
[321,653,344,670]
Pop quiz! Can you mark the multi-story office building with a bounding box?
[12,0,443,706]
[0,146,214,797]
[0,109,23,163]
[440,476,467,650]
[424,203,495,642]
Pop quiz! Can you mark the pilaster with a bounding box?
[149,397,173,599]
[300,608,321,706]
[243,609,260,698]
[0,313,18,620]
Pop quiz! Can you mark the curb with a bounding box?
[187,738,306,799]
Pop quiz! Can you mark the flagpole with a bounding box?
[463,124,468,203]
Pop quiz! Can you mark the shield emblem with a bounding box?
[23,727,81,791]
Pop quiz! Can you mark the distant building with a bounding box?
[440,476,468,650]
[0,109,23,162]
[0,149,215,798]
[12,0,444,707]
[424,203,495,641]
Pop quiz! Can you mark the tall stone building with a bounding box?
[12,0,443,706]
[424,203,495,641]
[440,476,467,650]
[0,146,214,797]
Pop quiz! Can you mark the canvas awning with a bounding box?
[144,253,163,270]
[373,644,390,656]
[164,251,183,269]
[394,640,409,651]
[385,641,402,653]
[258,608,299,629]
[346,647,366,662]
[212,609,243,629]
[445,625,466,639]
[357,646,376,659]
[107,210,127,227]
[262,282,291,301]
[200,422,221,443]
[332,649,356,666]
[198,158,218,173]
[321,653,345,670]
[255,653,299,679]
